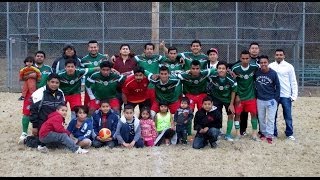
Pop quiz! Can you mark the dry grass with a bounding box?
[0,92,320,177]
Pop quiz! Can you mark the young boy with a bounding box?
[91,100,119,148]
[174,97,194,144]
[19,56,42,100]
[192,96,222,149]
[39,105,88,154]
[114,105,144,148]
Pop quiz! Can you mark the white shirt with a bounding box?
[269,60,298,101]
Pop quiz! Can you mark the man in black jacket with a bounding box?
[192,96,222,149]
[29,73,65,152]
[52,43,82,74]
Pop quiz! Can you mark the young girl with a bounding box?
[67,105,93,149]
[114,105,144,148]
[139,106,157,147]
[154,102,176,146]
[39,105,88,154]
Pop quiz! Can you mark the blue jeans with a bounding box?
[176,124,188,144]
[39,132,79,152]
[274,97,293,137]
[119,123,144,148]
[192,127,220,149]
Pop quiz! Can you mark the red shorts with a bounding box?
[65,94,82,111]
[234,98,257,115]
[185,93,207,111]
[89,98,120,111]
[147,88,156,104]
[83,91,90,107]
[22,92,32,116]
[151,99,181,114]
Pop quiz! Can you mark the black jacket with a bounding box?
[193,107,222,133]
[52,54,82,74]
[29,85,65,129]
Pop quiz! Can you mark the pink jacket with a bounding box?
[139,118,157,142]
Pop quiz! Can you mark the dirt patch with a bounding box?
[1,92,319,177]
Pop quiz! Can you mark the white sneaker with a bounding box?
[18,132,28,144]
[287,136,296,141]
[75,147,88,154]
[37,145,48,153]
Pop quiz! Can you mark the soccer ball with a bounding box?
[98,128,111,140]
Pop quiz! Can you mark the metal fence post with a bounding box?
[170,2,172,47]
[6,2,10,89]
[235,2,238,61]
[102,2,105,53]
[37,2,41,50]
[301,2,306,92]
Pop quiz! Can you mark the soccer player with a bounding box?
[146,66,182,117]
[122,66,151,113]
[134,43,164,113]
[81,40,108,107]
[207,60,237,141]
[231,50,259,140]
[57,58,98,119]
[161,40,208,70]
[86,61,126,115]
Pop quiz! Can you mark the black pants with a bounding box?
[240,111,248,134]
[240,111,261,135]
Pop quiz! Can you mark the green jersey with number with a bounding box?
[177,68,217,95]
[178,52,208,70]
[36,64,52,88]
[58,68,93,95]
[86,72,125,100]
[134,54,163,89]
[207,74,237,103]
[231,62,259,101]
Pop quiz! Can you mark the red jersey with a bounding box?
[122,74,149,103]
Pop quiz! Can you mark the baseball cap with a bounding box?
[207,48,218,55]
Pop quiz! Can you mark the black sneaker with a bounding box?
[18,96,25,101]
[210,142,218,148]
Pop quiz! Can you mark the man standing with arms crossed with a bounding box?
[269,49,298,141]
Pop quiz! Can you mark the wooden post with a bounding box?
[151,2,160,54]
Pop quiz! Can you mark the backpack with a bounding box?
[25,136,40,148]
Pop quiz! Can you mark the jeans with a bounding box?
[176,124,188,144]
[39,132,79,152]
[274,97,294,137]
[92,139,118,148]
[192,127,220,149]
[257,99,277,138]
[119,123,144,148]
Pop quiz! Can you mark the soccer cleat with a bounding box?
[18,132,28,144]
[18,96,25,101]
[75,147,88,154]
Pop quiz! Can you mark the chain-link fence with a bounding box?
[0,2,319,94]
